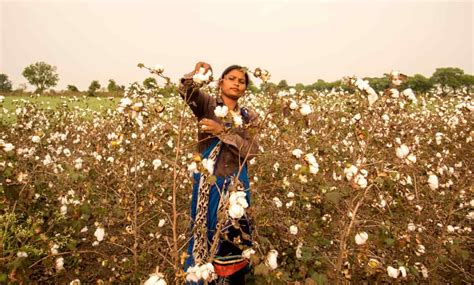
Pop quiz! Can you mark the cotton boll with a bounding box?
[388,88,400,98]
[355,174,368,188]
[355,232,368,245]
[289,225,298,235]
[273,197,282,208]
[292,149,303,158]
[407,222,416,232]
[309,164,319,174]
[213,105,228,117]
[51,244,60,256]
[299,103,312,116]
[289,101,298,110]
[32,135,41,143]
[406,154,417,163]
[344,165,358,181]
[237,197,249,209]
[399,266,407,278]
[242,248,256,259]
[94,226,105,242]
[153,159,162,170]
[187,162,197,173]
[3,143,15,152]
[367,88,378,106]
[295,243,303,259]
[17,251,28,258]
[416,244,426,256]
[266,250,278,270]
[60,205,68,215]
[201,159,215,174]
[229,204,245,219]
[153,64,165,74]
[387,266,400,278]
[396,144,410,159]
[428,174,439,190]
[55,257,64,271]
[232,114,243,126]
[304,153,317,165]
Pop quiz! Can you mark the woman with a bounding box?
[178,62,259,285]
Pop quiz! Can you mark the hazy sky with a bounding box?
[1,0,473,90]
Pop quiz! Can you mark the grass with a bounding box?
[0,95,120,124]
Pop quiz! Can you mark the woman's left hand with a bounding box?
[199,118,224,135]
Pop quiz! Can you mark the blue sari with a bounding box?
[184,137,252,284]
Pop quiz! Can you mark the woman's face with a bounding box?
[220,69,246,100]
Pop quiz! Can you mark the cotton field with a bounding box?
[0,68,473,284]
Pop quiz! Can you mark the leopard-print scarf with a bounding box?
[192,141,223,264]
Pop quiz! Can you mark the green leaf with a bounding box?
[4,184,20,202]
[254,263,269,276]
[311,273,328,285]
[384,238,395,247]
[325,191,342,204]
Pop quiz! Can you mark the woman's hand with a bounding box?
[194,62,212,75]
[199,118,224,135]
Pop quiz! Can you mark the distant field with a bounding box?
[0,95,120,123]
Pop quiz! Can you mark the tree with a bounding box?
[88,80,101,96]
[107,79,123,92]
[431,67,464,95]
[295,83,305,92]
[401,74,433,94]
[260,82,277,92]
[22,61,59,93]
[67,85,79,92]
[312,79,329,91]
[277,80,289,90]
[143,77,158,90]
[247,79,260,93]
[459,74,474,95]
[0,74,13,92]
[365,77,390,92]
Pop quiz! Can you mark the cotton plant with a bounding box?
[344,76,378,106]
[192,67,213,86]
[144,267,167,285]
[427,173,439,190]
[116,63,169,126]
[253,67,271,83]
[212,104,246,130]
[401,88,418,104]
[354,231,368,245]
[228,191,249,219]
[289,225,298,235]
[93,223,105,246]
[185,263,216,283]
[265,249,279,270]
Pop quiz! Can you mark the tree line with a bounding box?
[1,61,473,96]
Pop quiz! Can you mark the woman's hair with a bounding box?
[220,65,249,88]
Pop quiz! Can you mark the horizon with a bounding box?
[1,0,473,91]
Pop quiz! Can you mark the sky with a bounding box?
[1,0,473,90]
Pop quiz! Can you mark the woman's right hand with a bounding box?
[194,61,212,75]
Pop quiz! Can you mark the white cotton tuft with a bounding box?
[428,174,439,190]
[266,250,278,270]
[355,231,368,245]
